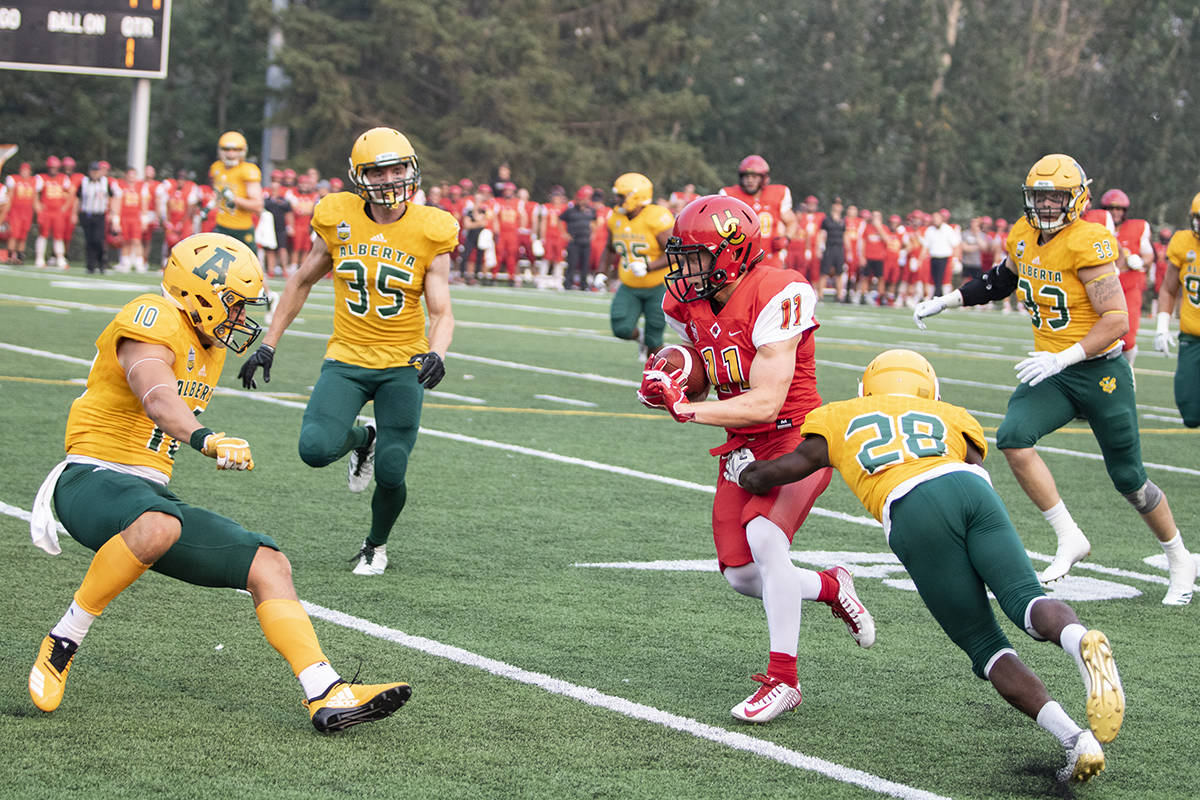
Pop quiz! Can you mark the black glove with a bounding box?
[238,344,275,390]
[408,352,445,389]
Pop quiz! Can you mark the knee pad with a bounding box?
[1122,479,1164,514]
[297,429,342,468]
[373,437,412,489]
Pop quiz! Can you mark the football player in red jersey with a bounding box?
[538,185,568,289]
[35,156,75,268]
[1100,189,1154,364]
[491,181,525,285]
[638,195,874,724]
[719,155,795,268]
[6,162,36,263]
[788,194,824,283]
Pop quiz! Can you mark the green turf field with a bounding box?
[0,265,1195,799]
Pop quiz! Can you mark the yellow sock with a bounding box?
[74,535,152,616]
[255,598,330,676]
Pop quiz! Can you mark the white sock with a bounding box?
[1042,501,1083,538]
[35,237,47,263]
[1161,531,1187,557]
[1058,623,1089,688]
[1036,700,1085,747]
[50,600,97,644]
[746,517,813,656]
[298,661,341,701]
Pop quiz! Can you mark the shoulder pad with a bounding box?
[424,207,460,247]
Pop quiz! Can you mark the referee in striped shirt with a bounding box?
[76,162,116,274]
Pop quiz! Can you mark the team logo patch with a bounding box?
[710,323,721,337]
[336,221,351,241]
[1188,250,1197,262]
[1015,240,1026,258]
[186,346,195,373]
[1100,376,1117,394]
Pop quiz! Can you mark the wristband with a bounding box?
[942,289,964,309]
[190,427,216,452]
[1059,343,1087,366]
[1157,312,1171,336]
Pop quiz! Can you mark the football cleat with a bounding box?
[1079,630,1124,743]
[351,542,387,576]
[304,680,412,733]
[1057,731,1105,783]
[1162,552,1196,606]
[347,421,376,493]
[29,634,78,712]
[1039,530,1091,584]
[730,673,802,723]
[823,566,876,648]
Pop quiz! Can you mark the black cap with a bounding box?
[89,161,103,171]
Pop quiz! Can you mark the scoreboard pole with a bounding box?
[127,78,151,173]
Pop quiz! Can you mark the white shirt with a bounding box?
[922,223,960,258]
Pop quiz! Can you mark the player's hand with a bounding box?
[723,446,756,485]
[771,235,789,253]
[913,296,948,330]
[1155,313,1176,355]
[220,187,237,211]
[1125,254,1144,271]
[637,369,695,422]
[1014,345,1083,386]
[201,432,254,470]
[409,352,445,389]
[237,344,274,390]
[737,461,772,494]
[627,260,648,277]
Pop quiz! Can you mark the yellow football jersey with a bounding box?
[801,395,987,526]
[208,160,262,230]
[1167,230,1200,336]
[607,203,675,289]
[1005,217,1122,356]
[311,193,460,368]
[65,294,225,479]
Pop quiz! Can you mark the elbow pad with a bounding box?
[959,261,1019,306]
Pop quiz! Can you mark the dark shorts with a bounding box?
[861,259,884,280]
[821,248,845,277]
[53,463,278,589]
[215,224,255,249]
[888,471,1044,678]
[996,353,1146,493]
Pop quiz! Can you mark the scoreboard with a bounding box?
[0,0,171,78]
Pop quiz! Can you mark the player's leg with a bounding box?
[1174,334,1200,427]
[1078,357,1196,604]
[610,283,643,356]
[297,360,374,469]
[997,376,1086,582]
[639,285,668,357]
[348,364,423,574]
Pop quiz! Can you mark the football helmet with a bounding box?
[738,155,769,176]
[1189,192,1200,237]
[859,349,940,401]
[347,127,421,208]
[612,172,653,215]
[62,156,76,171]
[664,195,764,303]
[161,233,268,354]
[1100,189,1130,209]
[1022,154,1091,233]
[46,155,61,171]
[218,131,247,167]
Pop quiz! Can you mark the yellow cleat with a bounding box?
[303,681,411,733]
[1081,630,1124,743]
[29,634,78,712]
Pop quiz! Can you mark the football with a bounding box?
[648,344,710,402]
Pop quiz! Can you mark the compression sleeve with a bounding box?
[959,260,1019,306]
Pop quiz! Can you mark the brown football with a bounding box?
[648,344,710,402]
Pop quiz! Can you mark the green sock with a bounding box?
[368,482,406,547]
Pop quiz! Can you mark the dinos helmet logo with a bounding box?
[711,210,746,245]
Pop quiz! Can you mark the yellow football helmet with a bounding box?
[612,172,653,215]
[347,127,421,207]
[1189,191,1200,237]
[859,349,940,400]
[162,233,267,354]
[1022,154,1091,233]
[218,131,247,168]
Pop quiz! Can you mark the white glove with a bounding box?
[628,260,648,277]
[1125,254,1144,271]
[220,187,237,211]
[723,447,755,485]
[1155,312,1176,355]
[913,289,964,330]
[1014,343,1086,386]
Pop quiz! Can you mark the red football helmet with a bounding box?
[665,195,764,303]
[46,155,61,170]
[738,155,769,176]
[62,156,76,170]
[1100,189,1130,209]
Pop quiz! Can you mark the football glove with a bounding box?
[627,260,648,277]
[1125,254,1145,271]
[201,432,254,470]
[1014,343,1086,386]
[220,187,237,211]
[723,446,756,485]
[409,352,445,389]
[637,369,695,422]
[1155,312,1177,355]
[912,297,948,330]
[238,344,274,390]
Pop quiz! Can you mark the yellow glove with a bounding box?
[201,431,254,471]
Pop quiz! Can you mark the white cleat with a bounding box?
[824,565,875,648]
[1039,531,1091,584]
[730,674,802,723]
[1057,731,1105,783]
[1162,551,1196,606]
[346,421,376,493]
[351,542,387,575]
[1079,630,1124,743]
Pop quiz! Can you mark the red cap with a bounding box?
[576,184,593,202]
[804,195,818,204]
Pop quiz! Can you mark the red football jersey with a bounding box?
[1115,218,1150,263]
[663,265,821,436]
[37,173,74,211]
[719,184,792,241]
